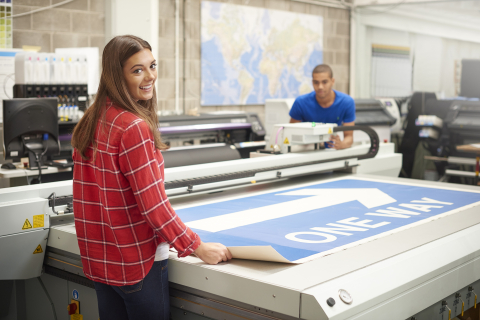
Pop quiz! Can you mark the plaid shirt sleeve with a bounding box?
[118,119,201,257]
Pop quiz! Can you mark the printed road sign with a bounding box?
[176,178,480,263]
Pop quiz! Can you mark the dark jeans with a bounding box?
[93,259,170,320]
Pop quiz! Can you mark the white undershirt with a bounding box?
[154,242,170,261]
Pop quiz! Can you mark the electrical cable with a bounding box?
[11,0,75,18]
[341,0,353,8]
[47,192,62,215]
[22,136,49,184]
[293,0,351,9]
[182,0,186,115]
[23,169,30,185]
[2,73,14,99]
[354,0,407,15]
[273,127,284,152]
[275,127,284,145]
[37,277,58,320]
[37,140,50,184]
[35,153,43,183]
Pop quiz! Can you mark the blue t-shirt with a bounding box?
[289,90,356,126]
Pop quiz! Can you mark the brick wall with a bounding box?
[159,0,351,124]
[12,0,350,124]
[12,0,105,53]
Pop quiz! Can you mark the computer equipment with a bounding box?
[3,98,60,182]
[1,163,16,170]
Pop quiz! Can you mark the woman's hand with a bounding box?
[194,242,232,265]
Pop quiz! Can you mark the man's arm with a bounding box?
[289,99,303,123]
[326,121,354,149]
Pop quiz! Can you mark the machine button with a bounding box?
[338,289,353,304]
[327,298,336,307]
[68,299,80,316]
[67,303,77,315]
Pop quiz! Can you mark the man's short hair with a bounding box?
[312,64,333,78]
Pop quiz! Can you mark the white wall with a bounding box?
[352,1,480,98]
[440,39,480,98]
[412,34,442,94]
[105,0,159,63]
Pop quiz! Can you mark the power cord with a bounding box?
[354,0,407,15]
[23,169,30,185]
[2,73,14,99]
[11,0,75,18]
[47,193,61,215]
[22,136,49,184]
[37,277,58,320]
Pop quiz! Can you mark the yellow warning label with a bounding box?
[270,145,273,149]
[22,219,33,230]
[71,314,83,320]
[283,138,289,145]
[328,128,333,134]
[33,244,43,254]
[33,215,44,228]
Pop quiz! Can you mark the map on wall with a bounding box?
[201,1,323,106]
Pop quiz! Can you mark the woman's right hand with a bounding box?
[194,242,232,265]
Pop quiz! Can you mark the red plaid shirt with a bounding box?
[72,101,200,286]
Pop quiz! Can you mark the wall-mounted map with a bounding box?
[201,1,323,106]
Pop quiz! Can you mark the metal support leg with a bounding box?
[475,156,479,186]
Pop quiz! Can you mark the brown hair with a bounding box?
[312,64,333,78]
[72,35,167,160]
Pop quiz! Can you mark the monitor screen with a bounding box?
[3,98,59,161]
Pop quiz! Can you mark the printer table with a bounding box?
[455,143,480,185]
[41,173,480,320]
[0,165,73,188]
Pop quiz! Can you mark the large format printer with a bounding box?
[264,98,400,144]
[414,98,480,183]
[158,112,266,166]
[2,123,480,320]
[415,98,480,157]
[53,111,266,169]
[444,100,480,155]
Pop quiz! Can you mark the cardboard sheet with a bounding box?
[175,177,480,263]
[227,246,294,264]
[457,143,480,153]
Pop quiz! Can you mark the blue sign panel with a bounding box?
[72,289,79,300]
[176,179,480,262]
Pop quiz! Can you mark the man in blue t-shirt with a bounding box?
[290,64,355,149]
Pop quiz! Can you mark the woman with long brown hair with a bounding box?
[71,35,231,320]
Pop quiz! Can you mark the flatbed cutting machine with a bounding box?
[2,124,480,320]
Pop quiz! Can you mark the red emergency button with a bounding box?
[67,303,77,315]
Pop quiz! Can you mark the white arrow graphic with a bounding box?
[185,188,396,232]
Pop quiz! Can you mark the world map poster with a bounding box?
[201,1,323,106]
